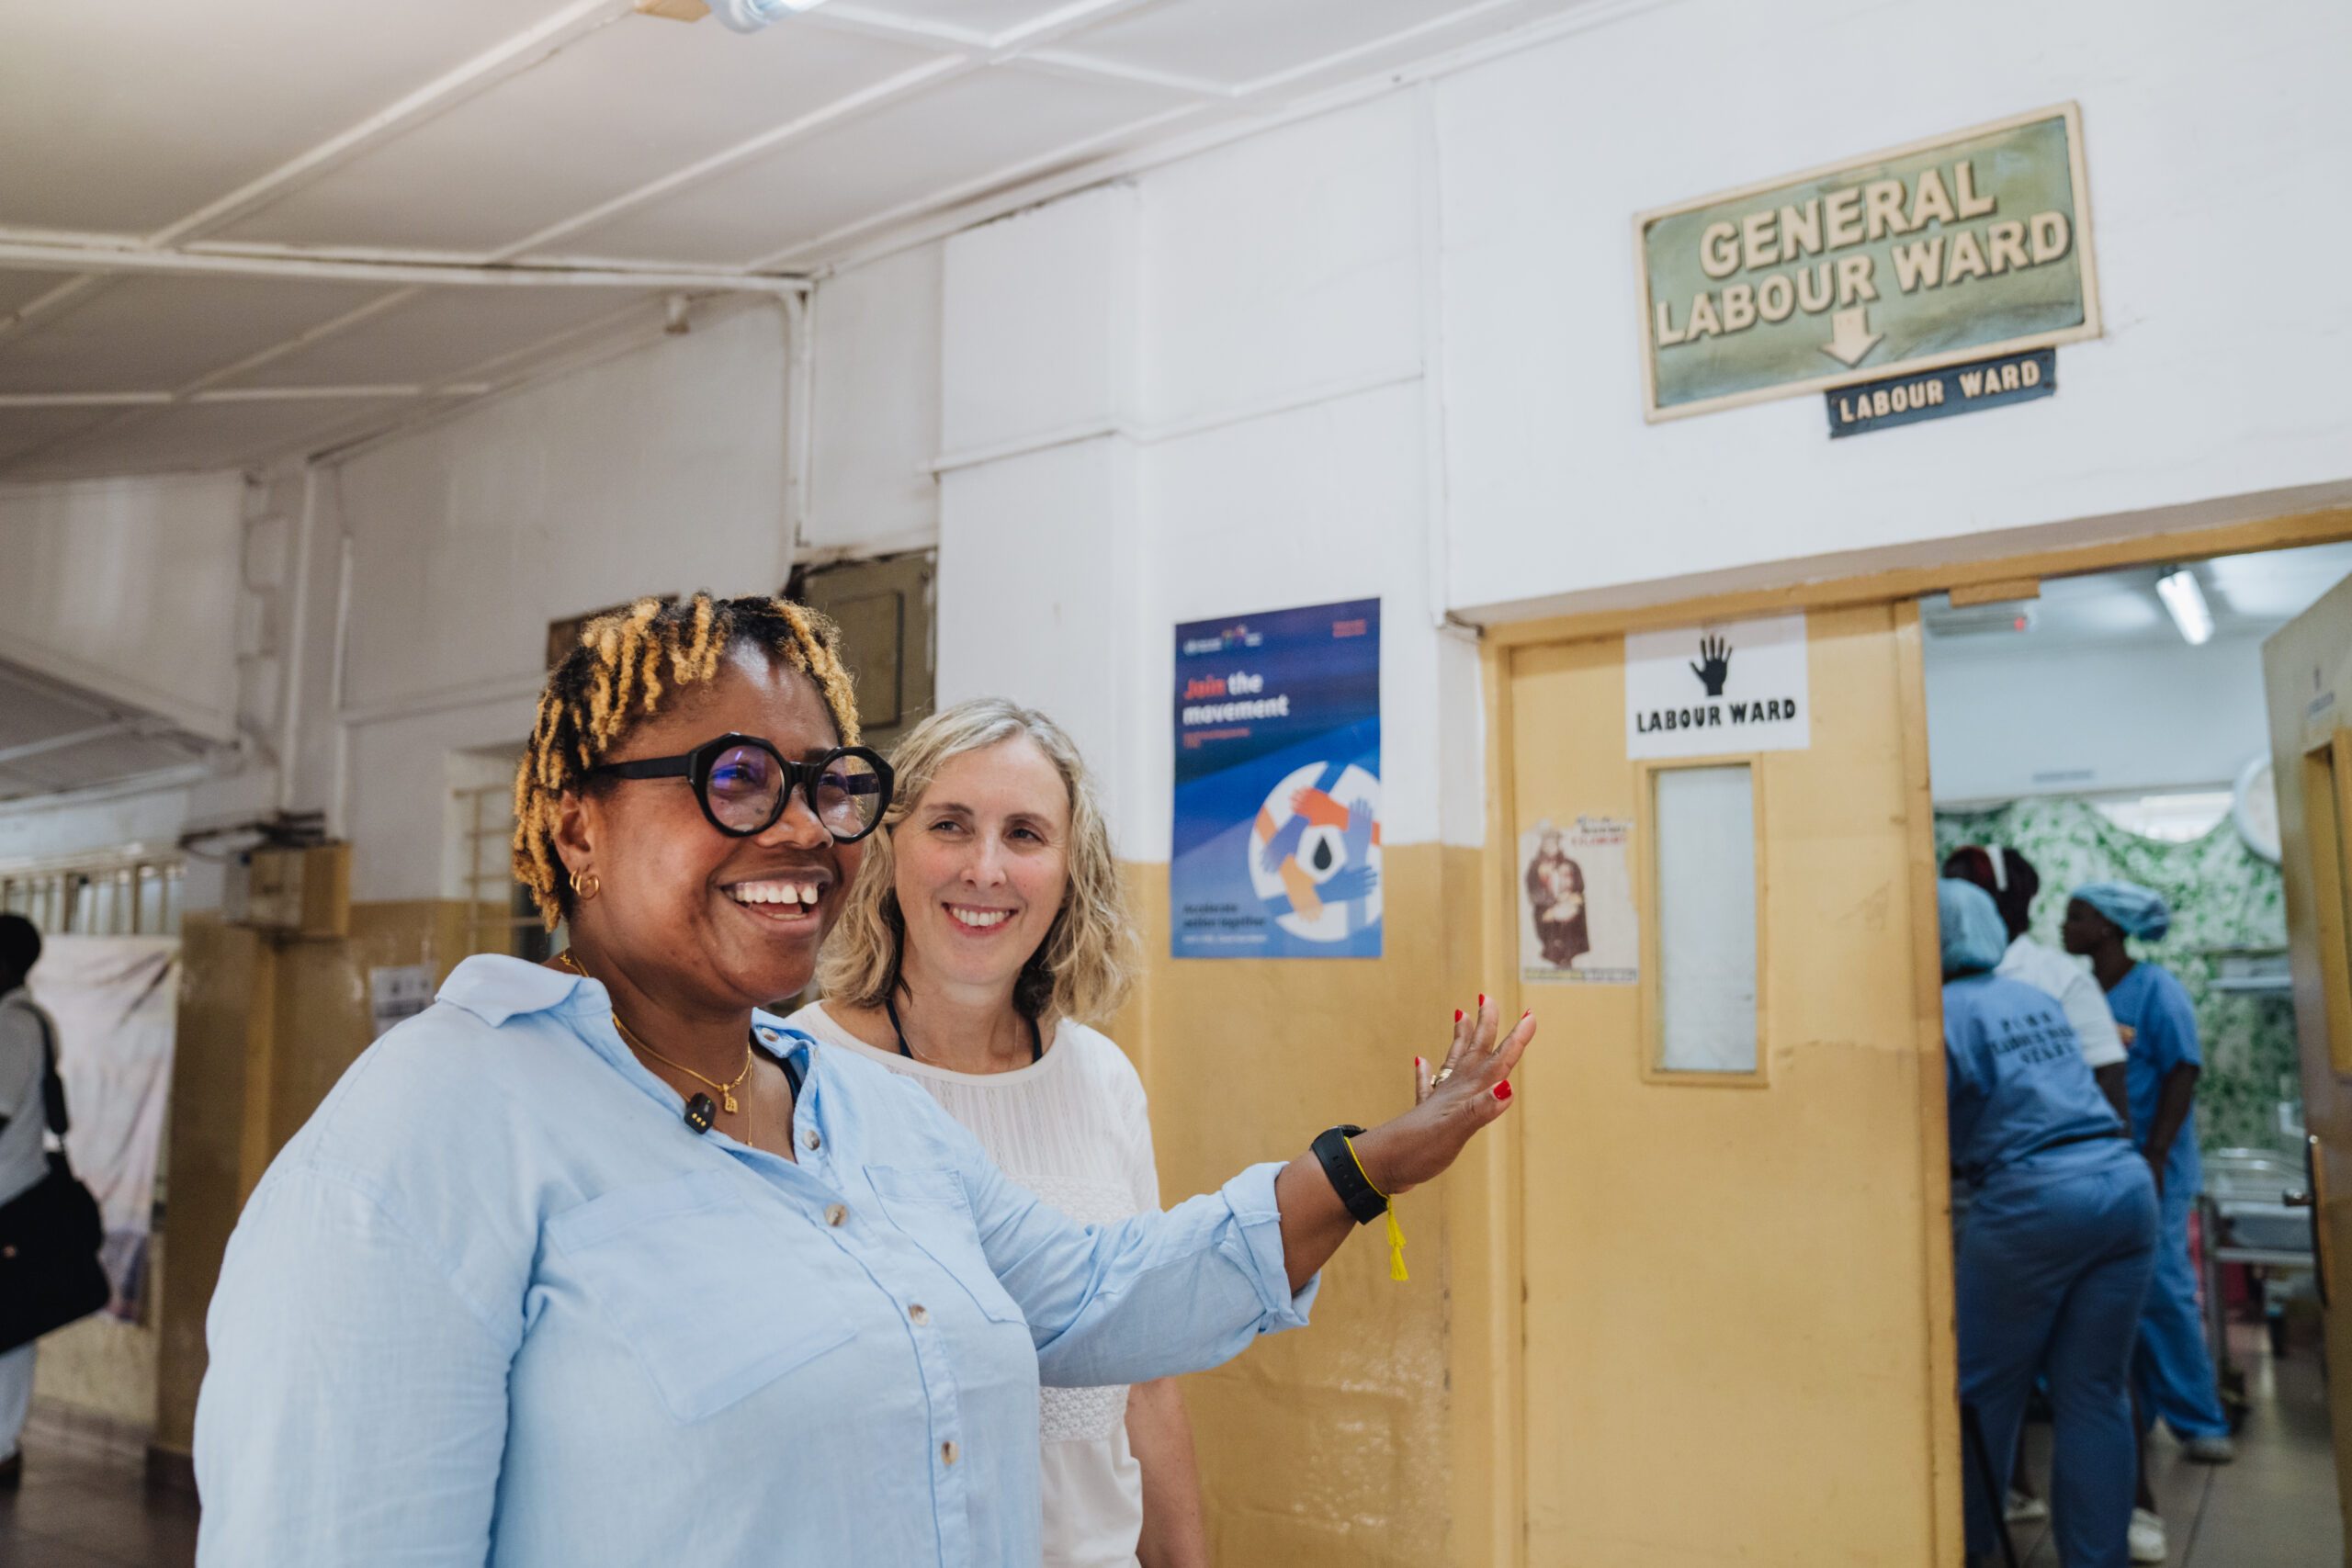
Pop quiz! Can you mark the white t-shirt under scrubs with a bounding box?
[786,1003,1162,1568]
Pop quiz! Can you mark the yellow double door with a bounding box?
[1493,602,1962,1564]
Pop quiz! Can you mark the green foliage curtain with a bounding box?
[1934,796,2294,1156]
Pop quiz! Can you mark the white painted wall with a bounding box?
[331,304,791,900]
[932,108,1478,863]
[0,783,192,870]
[807,242,941,558]
[1925,632,2269,804]
[1435,0,2352,620]
[0,473,243,739]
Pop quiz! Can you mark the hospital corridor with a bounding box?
[3,3,2351,1566]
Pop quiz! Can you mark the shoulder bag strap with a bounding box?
[34,1004,68,1138]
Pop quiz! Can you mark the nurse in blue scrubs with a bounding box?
[1946,879,2158,1568]
[2064,880,2238,1473]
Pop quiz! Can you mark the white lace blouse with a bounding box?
[785,1003,1161,1568]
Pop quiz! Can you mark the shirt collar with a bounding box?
[435,952,819,1081]
[435,953,588,1026]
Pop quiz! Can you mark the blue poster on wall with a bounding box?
[1171,598,1381,959]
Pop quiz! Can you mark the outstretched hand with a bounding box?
[1382,995,1533,1195]
[1271,995,1535,1292]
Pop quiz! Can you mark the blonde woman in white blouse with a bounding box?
[789,698,1201,1568]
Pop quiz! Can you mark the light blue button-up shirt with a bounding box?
[194,956,1315,1566]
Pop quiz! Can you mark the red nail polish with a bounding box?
[1477,994,1487,1009]
[1453,1009,1464,1023]
[1492,1080,1513,1102]
[1415,1056,1426,1070]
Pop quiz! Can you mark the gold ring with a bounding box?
[1430,1066,1454,1087]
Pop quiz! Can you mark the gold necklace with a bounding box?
[556,951,757,1113]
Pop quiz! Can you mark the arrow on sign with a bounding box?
[1820,307,1883,367]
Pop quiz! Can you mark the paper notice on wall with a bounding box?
[369,964,435,1040]
[1521,817,1638,984]
[1626,613,1809,759]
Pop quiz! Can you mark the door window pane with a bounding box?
[1655,764,1758,1073]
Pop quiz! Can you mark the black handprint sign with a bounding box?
[1689,634,1732,696]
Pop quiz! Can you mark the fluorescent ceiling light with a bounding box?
[2155,567,2213,646]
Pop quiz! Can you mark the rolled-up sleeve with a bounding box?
[956,1135,1317,1389]
[194,1165,519,1567]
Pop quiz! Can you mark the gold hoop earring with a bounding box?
[571,870,602,903]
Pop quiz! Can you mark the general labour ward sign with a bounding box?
[1634,104,2098,421]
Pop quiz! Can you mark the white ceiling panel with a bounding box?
[209,288,659,389]
[1057,0,1566,90]
[1,0,1610,479]
[8,398,417,480]
[0,729,210,800]
[560,67,1193,266]
[0,0,574,235]
[0,660,224,805]
[0,409,120,468]
[0,273,80,319]
[215,20,943,254]
[0,276,391,394]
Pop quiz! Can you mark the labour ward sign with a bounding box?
[1634,104,2098,422]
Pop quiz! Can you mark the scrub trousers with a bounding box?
[0,1341,33,1461]
[2133,1189,2232,1441]
[1957,1144,2157,1568]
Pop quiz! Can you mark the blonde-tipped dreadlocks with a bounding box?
[513,592,861,929]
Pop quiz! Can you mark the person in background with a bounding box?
[791,698,1204,1568]
[1942,845,2136,1530]
[1944,846,2130,1119]
[2064,880,2235,1563]
[0,914,54,1491]
[1943,879,2156,1568]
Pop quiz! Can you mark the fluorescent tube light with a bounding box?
[2155,567,2213,646]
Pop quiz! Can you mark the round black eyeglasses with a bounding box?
[586,734,894,842]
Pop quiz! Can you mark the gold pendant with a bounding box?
[723,1091,739,1113]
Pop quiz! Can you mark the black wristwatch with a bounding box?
[1310,1124,1390,1225]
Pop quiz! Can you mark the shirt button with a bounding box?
[802,1129,821,1151]
[824,1204,847,1227]
[940,1440,959,1466]
[908,1303,930,1325]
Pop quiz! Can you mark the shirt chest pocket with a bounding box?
[546,1171,857,1423]
[863,1165,1026,1326]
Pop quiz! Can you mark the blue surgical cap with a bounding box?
[2071,880,2172,942]
[1939,878,2008,976]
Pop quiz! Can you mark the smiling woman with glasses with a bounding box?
[190,591,1534,1568]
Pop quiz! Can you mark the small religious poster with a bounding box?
[1521,817,1638,985]
[1626,613,1810,760]
[1171,598,1381,958]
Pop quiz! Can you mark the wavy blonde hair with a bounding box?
[820,698,1138,1026]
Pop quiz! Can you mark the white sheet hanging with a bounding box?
[28,934,178,1317]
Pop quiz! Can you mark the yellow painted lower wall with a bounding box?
[1113,845,1492,1568]
[153,873,1508,1566]
[154,900,496,1457]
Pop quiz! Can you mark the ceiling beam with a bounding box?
[0,232,803,293]
[0,387,492,410]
